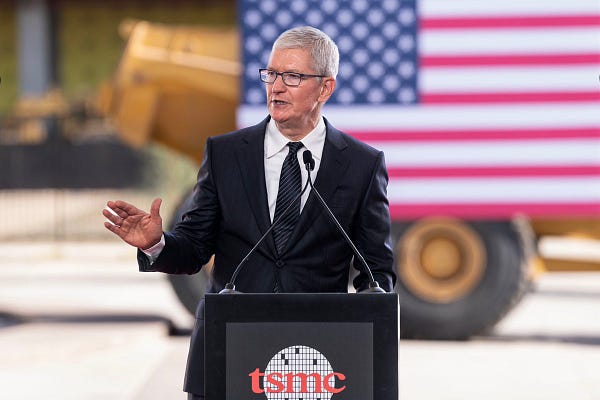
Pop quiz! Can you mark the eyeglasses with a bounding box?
[259,69,326,87]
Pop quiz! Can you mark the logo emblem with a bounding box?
[249,345,346,398]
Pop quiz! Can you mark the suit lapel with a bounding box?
[312,123,350,208]
[235,118,273,248]
[285,121,350,251]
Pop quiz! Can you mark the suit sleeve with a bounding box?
[138,137,220,274]
[352,151,396,292]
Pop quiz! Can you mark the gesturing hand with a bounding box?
[103,198,164,250]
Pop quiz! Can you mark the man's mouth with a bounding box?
[271,100,288,105]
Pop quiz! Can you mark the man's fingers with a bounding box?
[150,198,162,219]
[104,221,124,237]
[109,200,143,216]
[106,201,130,219]
[111,207,129,219]
[102,208,122,225]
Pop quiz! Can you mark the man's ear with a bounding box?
[318,78,336,102]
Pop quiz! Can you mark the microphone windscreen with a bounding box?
[303,150,315,171]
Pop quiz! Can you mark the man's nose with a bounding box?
[271,74,286,92]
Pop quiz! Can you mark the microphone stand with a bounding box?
[220,179,311,294]
[302,151,385,293]
[221,149,385,294]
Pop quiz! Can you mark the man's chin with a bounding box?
[269,111,288,124]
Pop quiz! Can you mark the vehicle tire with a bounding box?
[165,189,211,316]
[393,218,530,340]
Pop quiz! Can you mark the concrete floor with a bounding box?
[1,241,599,399]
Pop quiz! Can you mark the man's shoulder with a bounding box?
[209,116,269,145]
[324,119,382,158]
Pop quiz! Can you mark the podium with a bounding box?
[204,293,399,399]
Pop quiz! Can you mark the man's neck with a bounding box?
[274,116,321,141]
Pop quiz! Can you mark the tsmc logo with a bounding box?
[248,345,346,399]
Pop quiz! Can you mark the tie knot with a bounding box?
[287,141,303,154]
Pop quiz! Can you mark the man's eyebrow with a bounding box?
[265,67,304,74]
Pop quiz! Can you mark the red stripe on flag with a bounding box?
[422,53,600,67]
[390,203,600,219]
[387,166,600,178]
[348,127,600,142]
[421,15,600,30]
[421,91,600,104]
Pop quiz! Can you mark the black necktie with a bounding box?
[272,141,303,255]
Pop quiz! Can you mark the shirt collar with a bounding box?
[265,117,326,159]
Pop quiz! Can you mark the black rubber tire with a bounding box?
[165,189,210,316]
[393,221,529,340]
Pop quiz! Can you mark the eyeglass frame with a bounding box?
[259,68,327,87]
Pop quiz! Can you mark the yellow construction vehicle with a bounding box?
[96,19,239,164]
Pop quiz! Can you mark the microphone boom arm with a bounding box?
[221,178,311,293]
[303,150,385,293]
[221,149,385,294]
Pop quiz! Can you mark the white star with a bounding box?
[399,88,416,103]
[400,8,416,26]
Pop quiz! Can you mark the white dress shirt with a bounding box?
[264,117,326,221]
[143,116,327,262]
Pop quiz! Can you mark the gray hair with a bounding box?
[272,26,339,78]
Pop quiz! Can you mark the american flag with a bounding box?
[237,0,600,219]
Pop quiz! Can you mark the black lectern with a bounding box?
[204,293,399,399]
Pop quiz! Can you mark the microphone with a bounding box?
[220,171,312,294]
[302,150,385,293]
[302,150,315,171]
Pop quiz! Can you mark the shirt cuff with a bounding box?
[140,234,165,264]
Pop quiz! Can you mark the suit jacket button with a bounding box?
[275,260,285,269]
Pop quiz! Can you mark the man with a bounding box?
[103,26,395,399]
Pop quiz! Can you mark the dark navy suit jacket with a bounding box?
[138,116,395,394]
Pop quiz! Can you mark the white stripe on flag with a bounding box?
[325,104,600,129]
[421,28,600,55]
[388,177,600,203]
[374,139,600,167]
[421,0,600,17]
[421,65,598,92]
[239,104,600,130]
